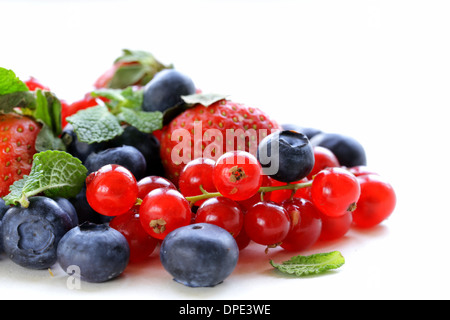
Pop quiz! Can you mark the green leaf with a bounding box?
[108,49,173,89]
[0,91,36,113]
[270,251,345,277]
[3,150,87,208]
[32,90,62,136]
[66,105,124,143]
[0,67,29,95]
[92,87,143,112]
[181,93,229,108]
[35,123,66,152]
[117,108,163,133]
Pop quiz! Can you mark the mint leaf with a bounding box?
[270,251,345,277]
[117,108,163,133]
[35,123,66,152]
[0,67,29,95]
[3,150,87,208]
[181,93,229,108]
[66,105,124,143]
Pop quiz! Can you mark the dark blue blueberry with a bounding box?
[107,126,165,177]
[142,69,196,113]
[69,185,111,225]
[281,124,323,140]
[57,222,130,283]
[53,197,79,227]
[160,223,239,287]
[61,124,110,163]
[257,130,315,183]
[1,196,76,269]
[0,198,10,254]
[84,145,147,180]
[310,132,367,167]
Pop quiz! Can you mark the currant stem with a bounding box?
[185,179,313,206]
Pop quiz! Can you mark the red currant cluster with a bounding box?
[85,146,396,261]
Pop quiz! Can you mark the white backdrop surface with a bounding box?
[0,0,449,300]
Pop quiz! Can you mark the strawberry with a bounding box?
[0,113,41,197]
[159,99,281,185]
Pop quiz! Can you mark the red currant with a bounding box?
[86,164,138,216]
[238,175,272,211]
[280,198,322,252]
[244,201,291,246]
[235,227,251,251]
[109,208,159,263]
[179,158,217,205]
[137,176,176,199]
[311,167,361,217]
[348,166,379,177]
[307,146,340,180]
[319,211,353,241]
[213,151,263,202]
[194,197,244,237]
[139,188,192,240]
[352,174,396,228]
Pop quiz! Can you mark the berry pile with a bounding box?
[0,50,396,288]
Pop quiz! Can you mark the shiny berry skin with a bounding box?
[280,198,322,252]
[85,164,139,217]
[213,151,263,202]
[194,197,244,238]
[311,167,361,217]
[307,146,340,180]
[244,201,291,246]
[109,208,159,263]
[319,211,353,241]
[179,158,217,206]
[257,130,315,183]
[139,188,192,240]
[237,175,272,211]
[137,175,176,199]
[352,174,396,228]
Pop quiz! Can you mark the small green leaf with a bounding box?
[3,151,88,207]
[92,87,143,112]
[66,105,124,143]
[181,93,229,108]
[270,251,345,277]
[0,67,29,95]
[0,91,36,113]
[117,108,163,133]
[108,49,172,89]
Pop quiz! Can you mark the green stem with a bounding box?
[185,180,313,206]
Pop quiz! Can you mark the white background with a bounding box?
[1,0,449,300]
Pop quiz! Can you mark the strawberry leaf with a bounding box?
[270,251,345,277]
[108,49,173,89]
[181,93,229,108]
[3,151,87,208]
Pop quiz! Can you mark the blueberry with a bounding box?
[281,124,323,140]
[57,222,130,283]
[69,185,111,225]
[107,126,165,176]
[310,132,367,167]
[0,198,9,254]
[1,196,76,269]
[61,124,110,163]
[84,145,147,180]
[53,197,79,227]
[257,130,315,183]
[160,223,239,287]
[142,69,196,113]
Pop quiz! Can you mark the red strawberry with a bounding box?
[0,113,41,197]
[159,99,281,186]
